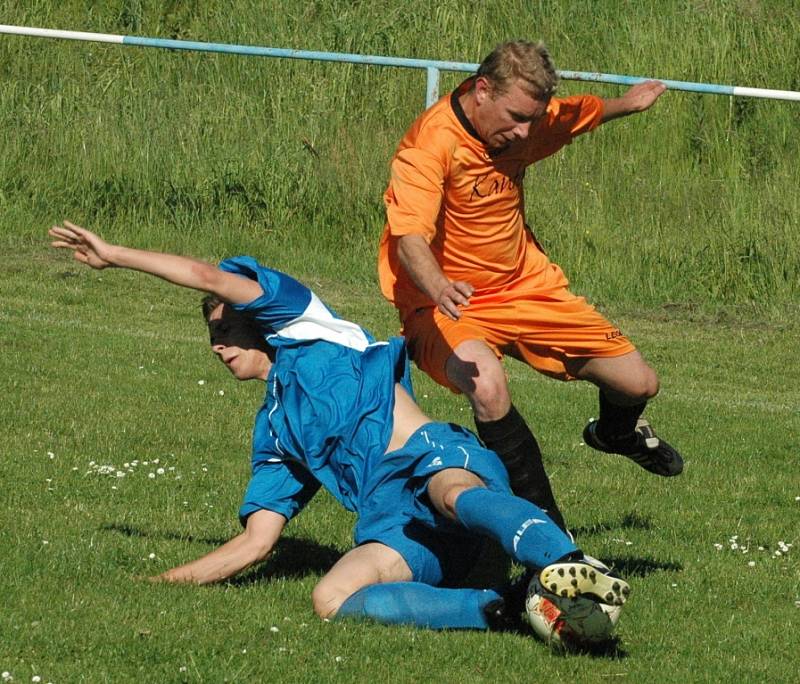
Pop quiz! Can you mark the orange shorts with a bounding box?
[401,270,635,393]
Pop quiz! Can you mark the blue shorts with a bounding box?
[353,422,510,586]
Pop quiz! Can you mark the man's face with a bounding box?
[473,77,549,150]
[207,303,270,381]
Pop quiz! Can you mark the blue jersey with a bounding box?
[219,257,414,522]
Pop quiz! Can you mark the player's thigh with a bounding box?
[311,542,412,618]
[402,305,509,394]
[511,288,636,381]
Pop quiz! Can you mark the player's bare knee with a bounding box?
[463,368,510,420]
[447,346,509,420]
[428,469,485,520]
[471,383,510,420]
[311,581,346,619]
[628,368,659,401]
[444,483,486,518]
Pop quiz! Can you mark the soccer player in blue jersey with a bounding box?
[49,220,630,632]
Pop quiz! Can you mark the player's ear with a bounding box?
[474,76,494,104]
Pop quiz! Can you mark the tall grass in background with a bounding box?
[1,0,798,310]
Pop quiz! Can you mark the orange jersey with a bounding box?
[379,78,603,320]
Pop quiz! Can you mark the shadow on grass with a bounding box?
[497,625,628,658]
[101,522,342,579]
[571,512,684,578]
[555,636,629,660]
[102,522,230,546]
[231,537,342,585]
[604,556,683,578]
[571,511,654,537]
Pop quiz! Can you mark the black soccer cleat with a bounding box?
[482,598,520,632]
[583,418,684,477]
[539,562,631,607]
[483,570,535,632]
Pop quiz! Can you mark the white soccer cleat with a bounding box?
[539,561,630,607]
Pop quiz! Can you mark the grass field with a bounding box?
[3,253,799,682]
[2,1,799,682]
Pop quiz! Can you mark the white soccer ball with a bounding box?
[525,575,621,649]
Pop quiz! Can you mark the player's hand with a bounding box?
[620,80,666,112]
[49,220,115,269]
[436,280,474,320]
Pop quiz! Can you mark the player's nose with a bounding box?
[514,121,531,139]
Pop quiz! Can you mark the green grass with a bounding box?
[2,1,799,681]
[2,246,798,683]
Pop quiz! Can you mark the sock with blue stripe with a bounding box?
[336,582,502,630]
[454,487,578,568]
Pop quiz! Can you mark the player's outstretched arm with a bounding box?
[150,509,286,584]
[600,80,667,123]
[49,220,263,305]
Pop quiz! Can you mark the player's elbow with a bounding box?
[248,540,273,565]
[240,529,276,565]
[186,260,227,297]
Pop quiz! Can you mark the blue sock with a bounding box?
[336,582,501,630]
[454,487,578,568]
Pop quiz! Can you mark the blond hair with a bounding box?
[476,40,558,99]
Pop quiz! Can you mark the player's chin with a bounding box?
[231,366,258,382]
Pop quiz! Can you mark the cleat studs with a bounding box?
[580,567,588,578]
[549,583,558,593]
[568,567,576,577]
[589,571,597,581]
[605,592,614,602]
[571,579,578,587]
[557,568,565,577]
[560,589,569,597]
[612,582,621,591]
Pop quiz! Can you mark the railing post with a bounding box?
[426,66,439,108]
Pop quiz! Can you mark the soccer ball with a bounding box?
[525,575,621,649]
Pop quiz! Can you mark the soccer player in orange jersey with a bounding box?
[379,41,683,533]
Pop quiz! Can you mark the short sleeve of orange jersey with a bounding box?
[384,145,448,242]
[524,95,604,162]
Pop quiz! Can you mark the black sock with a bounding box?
[595,390,646,447]
[555,549,585,564]
[475,405,567,533]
